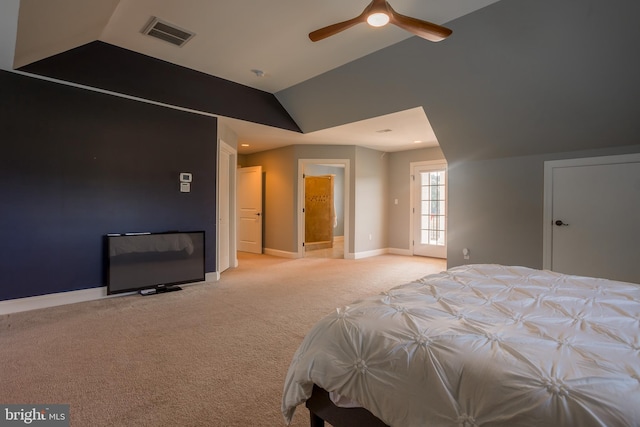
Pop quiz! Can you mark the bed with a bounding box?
[282,264,640,427]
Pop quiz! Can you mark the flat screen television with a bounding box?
[105,231,205,295]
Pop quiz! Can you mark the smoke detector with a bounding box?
[142,17,195,47]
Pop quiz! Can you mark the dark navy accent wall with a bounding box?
[19,41,301,133]
[0,71,217,301]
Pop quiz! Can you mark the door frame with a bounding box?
[297,159,350,258]
[542,153,640,271]
[217,140,237,275]
[410,160,448,258]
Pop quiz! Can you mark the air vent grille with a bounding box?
[142,17,195,47]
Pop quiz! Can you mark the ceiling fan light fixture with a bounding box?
[309,0,451,42]
[367,12,390,27]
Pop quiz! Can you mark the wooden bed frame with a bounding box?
[305,385,389,427]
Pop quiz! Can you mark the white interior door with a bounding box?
[544,154,640,283]
[412,162,447,258]
[237,166,263,254]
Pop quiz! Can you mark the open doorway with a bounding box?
[298,159,350,259]
[304,171,342,259]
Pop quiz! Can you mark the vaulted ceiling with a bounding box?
[12,0,500,92]
[3,0,500,154]
[3,0,640,160]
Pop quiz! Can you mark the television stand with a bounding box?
[139,285,182,296]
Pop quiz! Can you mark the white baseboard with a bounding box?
[0,272,220,315]
[351,248,388,259]
[0,287,110,315]
[263,248,300,259]
[348,248,414,259]
[387,247,413,256]
[206,272,220,282]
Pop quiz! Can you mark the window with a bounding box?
[420,170,446,246]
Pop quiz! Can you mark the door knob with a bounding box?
[555,220,569,226]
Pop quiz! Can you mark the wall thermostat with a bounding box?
[180,172,192,182]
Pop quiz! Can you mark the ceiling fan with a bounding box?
[309,0,452,42]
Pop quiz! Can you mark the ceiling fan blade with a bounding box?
[309,15,367,42]
[388,6,452,42]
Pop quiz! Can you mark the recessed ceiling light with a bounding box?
[241,144,250,147]
[413,140,423,144]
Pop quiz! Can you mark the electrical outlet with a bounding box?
[463,248,470,260]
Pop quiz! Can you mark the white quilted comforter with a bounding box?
[282,264,640,426]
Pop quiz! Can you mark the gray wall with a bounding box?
[388,147,446,251]
[447,155,545,268]
[354,147,389,253]
[447,145,640,268]
[244,144,409,257]
[277,0,640,161]
[0,0,19,70]
[276,0,640,269]
[240,146,297,254]
[242,145,356,254]
[243,145,450,258]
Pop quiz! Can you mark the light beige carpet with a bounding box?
[0,253,445,426]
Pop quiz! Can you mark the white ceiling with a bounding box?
[12,0,501,154]
[220,106,437,154]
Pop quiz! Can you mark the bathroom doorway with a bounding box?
[298,160,349,259]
